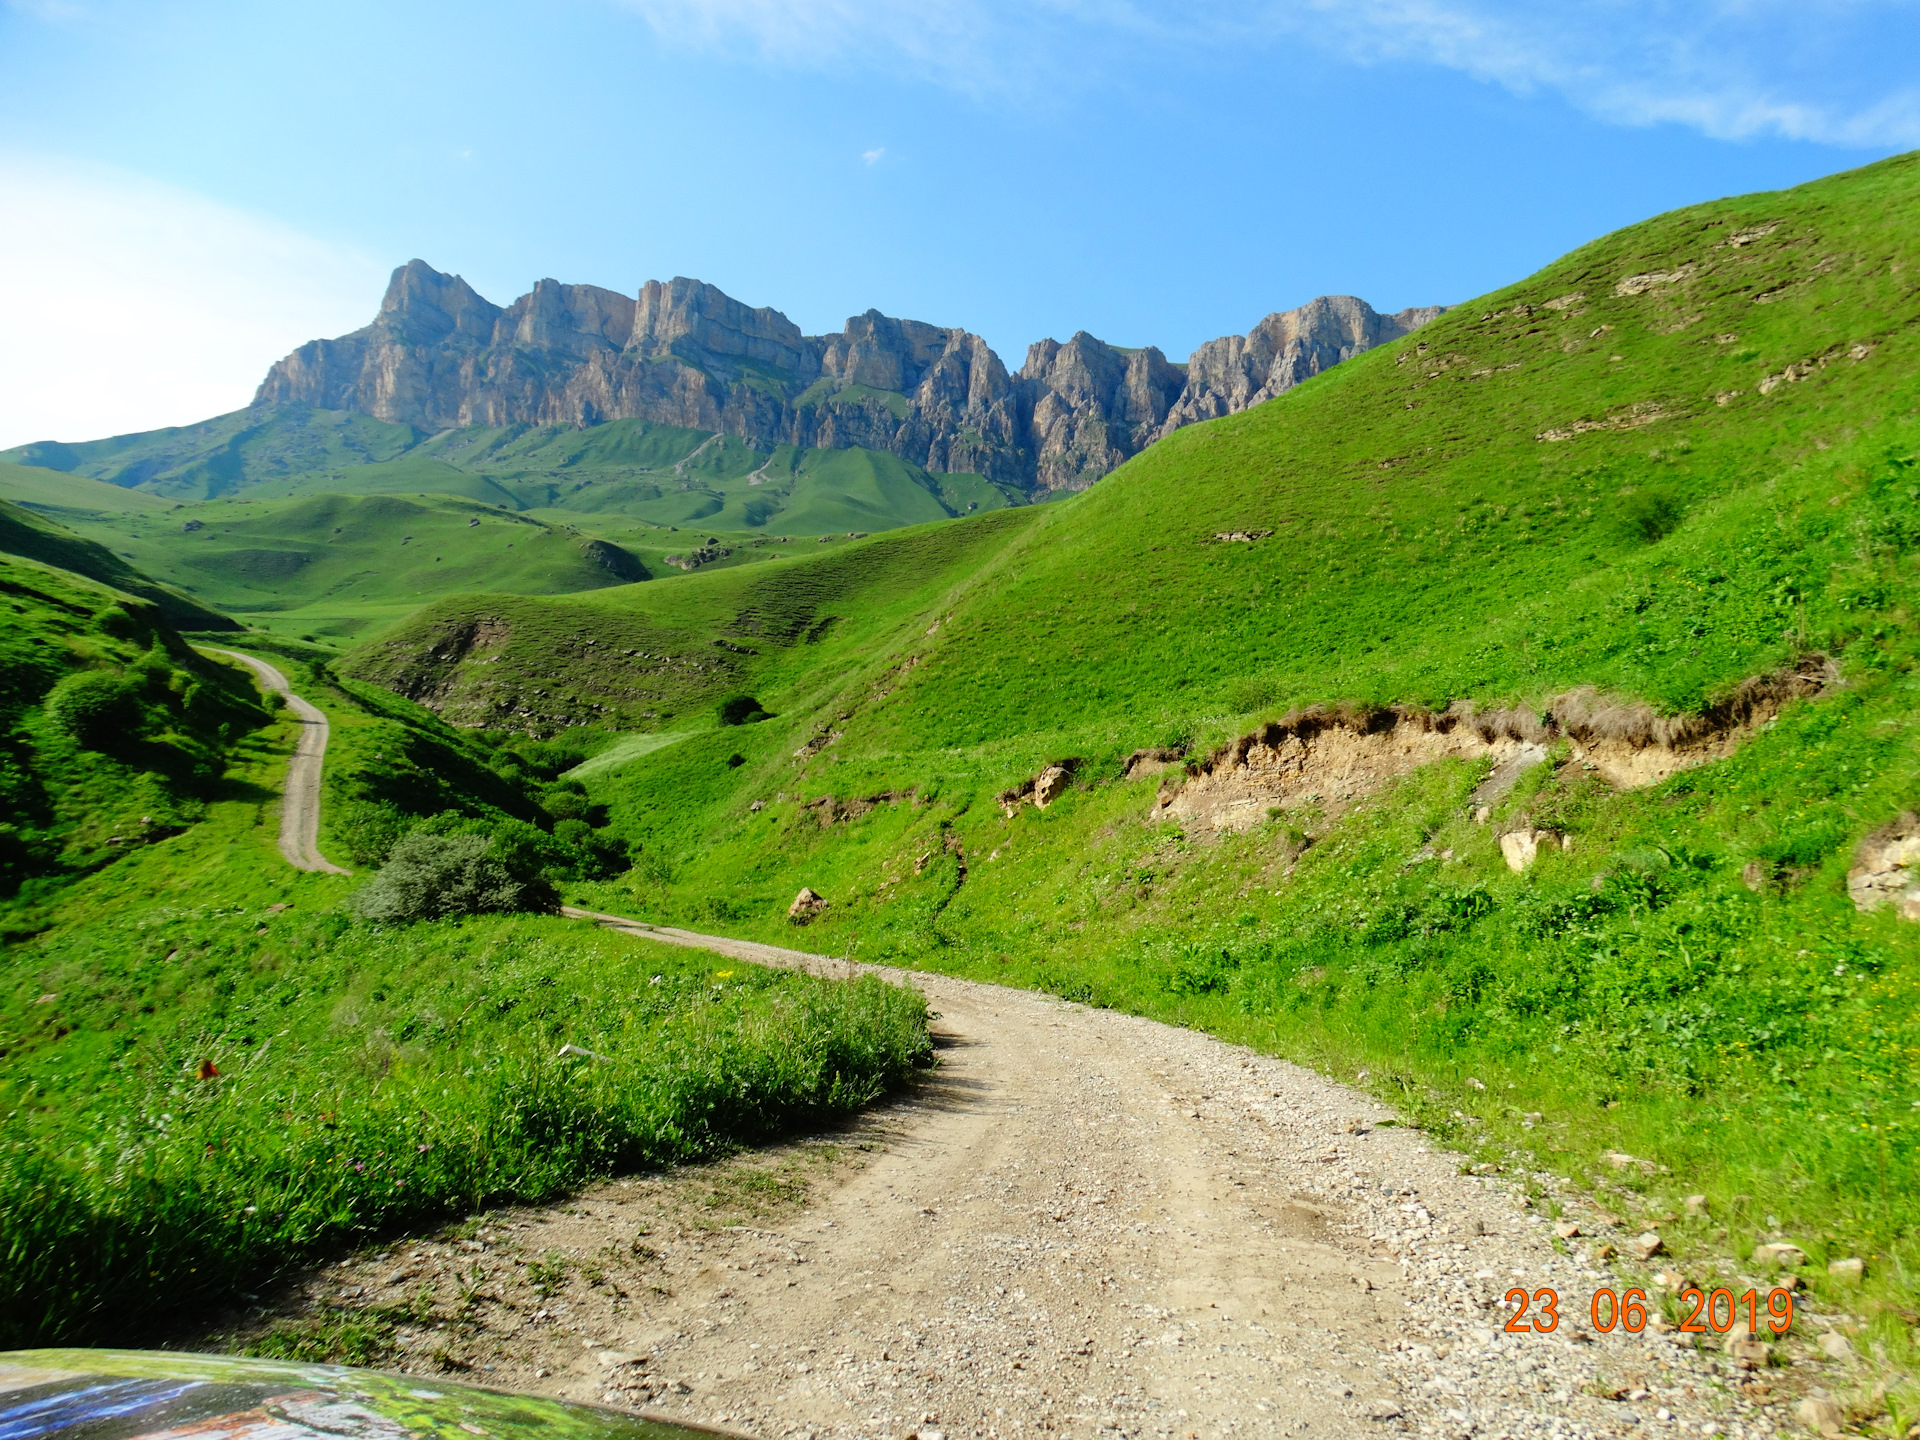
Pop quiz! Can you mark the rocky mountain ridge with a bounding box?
[257,262,1441,493]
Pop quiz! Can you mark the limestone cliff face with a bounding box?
[1018,334,1186,492]
[255,262,1440,492]
[1156,296,1446,439]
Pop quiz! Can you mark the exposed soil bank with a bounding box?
[1158,659,1834,836]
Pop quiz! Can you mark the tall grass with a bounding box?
[1,911,930,1347]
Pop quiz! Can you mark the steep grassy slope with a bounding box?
[0,553,270,902]
[0,497,234,630]
[861,154,1920,746]
[344,155,1920,1342]
[2,408,1017,537]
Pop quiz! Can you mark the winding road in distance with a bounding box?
[207,648,350,876]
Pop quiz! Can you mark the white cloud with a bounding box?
[862,146,885,164]
[0,153,388,450]
[1280,0,1920,146]
[617,0,1920,148]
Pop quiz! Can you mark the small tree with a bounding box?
[348,832,558,924]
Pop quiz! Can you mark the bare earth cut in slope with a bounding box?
[206,649,349,875]
[1155,658,1836,837]
[226,908,1809,1440]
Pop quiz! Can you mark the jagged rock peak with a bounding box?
[254,262,1441,492]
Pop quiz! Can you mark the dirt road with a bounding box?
[238,911,1815,1439]
[207,648,349,875]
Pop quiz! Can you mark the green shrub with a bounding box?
[1617,486,1685,544]
[541,782,589,821]
[91,605,141,641]
[44,671,142,749]
[716,693,769,726]
[332,799,411,868]
[348,832,557,923]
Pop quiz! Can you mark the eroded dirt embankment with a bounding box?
[1155,659,1834,836]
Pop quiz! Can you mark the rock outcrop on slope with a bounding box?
[256,262,1439,493]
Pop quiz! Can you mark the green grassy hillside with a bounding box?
[337,504,1042,733]
[344,153,1920,1348]
[0,459,173,516]
[0,555,930,1347]
[2,408,1019,538]
[0,722,929,1347]
[0,553,270,902]
[7,491,654,641]
[0,496,234,630]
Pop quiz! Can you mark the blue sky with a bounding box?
[1,0,1915,447]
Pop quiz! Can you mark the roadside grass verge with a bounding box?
[1,902,930,1348]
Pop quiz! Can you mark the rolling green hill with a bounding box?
[339,505,1044,732]
[2,491,661,640]
[1,408,1021,538]
[0,494,234,630]
[0,459,174,516]
[341,152,1920,1327]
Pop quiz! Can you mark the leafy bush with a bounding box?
[1617,486,1685,544]
[45,671,143,749]
[716,693,769,726]
[1165,941,1239,995]
[540,781,590,822]
[332,799,411,868]
[348,832,557,923]
[91,605,141,641]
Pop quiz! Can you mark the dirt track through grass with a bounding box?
[205,648,349,875]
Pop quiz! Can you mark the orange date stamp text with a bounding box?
[1502,1286,1795,1335]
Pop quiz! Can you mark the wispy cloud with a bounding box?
[861,146,885,165]
[617,0,1920,147]
[0,153,388,448]
[1284,0,1920,146]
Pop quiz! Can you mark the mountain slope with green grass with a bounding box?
[341,154,1920,1342]
[3,491,655,641]
[0,552,270,902]
[1,408,1019,538]
[337,504,1043,733]
[0,554,931,1347]
[0,459,174,516]
[0,496,235,630]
